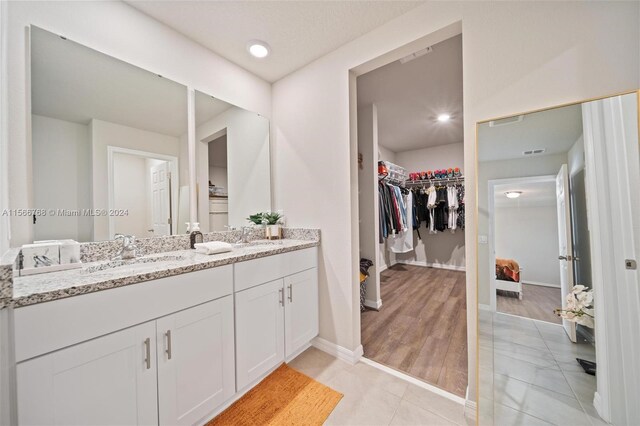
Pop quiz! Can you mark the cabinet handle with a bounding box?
[144,338,151,369]
[279,288,284,306]
[165,330,172,360]
[288,284,293,302]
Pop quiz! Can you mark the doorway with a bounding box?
[356,32,467,398]
[107,147,178,239]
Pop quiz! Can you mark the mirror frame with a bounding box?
[474,88,640,424]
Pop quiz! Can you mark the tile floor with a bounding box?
[480,312,605,426]
[289,347,472,425]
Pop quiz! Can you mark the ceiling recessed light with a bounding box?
[437,113,451,122]
[247,40,270,58]
[505,191,523,199]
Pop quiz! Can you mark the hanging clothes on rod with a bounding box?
[378,181,414,253]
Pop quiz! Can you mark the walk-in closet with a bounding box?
[357,33,468,397]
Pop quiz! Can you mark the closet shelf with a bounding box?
[405,176,464,186]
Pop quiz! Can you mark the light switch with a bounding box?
[478,235,488,244]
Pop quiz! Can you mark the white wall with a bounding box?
[272,1,640,407]
[394,143,465,270]
[6,0,271,245]
[568,135,585,177]
[90,119,180,240]
[357,105,381,306]
[208,167,228,191]
[31,114,92,241]
[479,153,567,305]
[495,204,561,287]
[112,153,148,237]
[196,107,270,230]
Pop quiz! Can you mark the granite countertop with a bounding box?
[12,239,318,308]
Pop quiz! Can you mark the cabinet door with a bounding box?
[16,322,158,426]
[284,268,319,357]
[156,296,235,425]
[235,279,285,390]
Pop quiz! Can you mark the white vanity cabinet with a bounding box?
[12,246,319,425]
[15,266,236,426]
[16,321,159,426]
[156,297,235,426]
[234,247,318,391]
[235,279,286,390]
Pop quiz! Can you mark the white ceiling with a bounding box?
[125,0,423,82]
[478,104,583,162]
[357,34,463,153]
[31,27,189,137]
[495,180,557,208]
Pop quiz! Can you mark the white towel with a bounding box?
[194,241,233,255]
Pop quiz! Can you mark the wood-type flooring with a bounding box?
[361,264,467,397]
[497,283,562,324]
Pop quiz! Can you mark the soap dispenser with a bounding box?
[190,222,203,249]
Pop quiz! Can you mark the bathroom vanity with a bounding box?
[7,236,319,425]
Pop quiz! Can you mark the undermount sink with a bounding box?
[83,255,186,274]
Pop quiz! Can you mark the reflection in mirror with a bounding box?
[195,91,270,232]
[30,26,189,242]
[477,92,640,425]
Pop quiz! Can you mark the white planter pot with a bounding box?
[265,224,282,240]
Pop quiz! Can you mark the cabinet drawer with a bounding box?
[234,247,317,292]
[14,265,233,362]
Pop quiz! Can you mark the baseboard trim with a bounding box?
[364,298,382,310]
[395,260,466,272]
[464,387,477,422]
[523,280,560,288]
[312,337,363,365]
[360,357,465,405]
[593,391,609,423]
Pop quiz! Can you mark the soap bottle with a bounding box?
[190,222,203,249]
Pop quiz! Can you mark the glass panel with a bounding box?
[30,26,189,241]
[477,92,640,425]
[194,90,271,232]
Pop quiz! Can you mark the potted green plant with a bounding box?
[262,212,283,240]
[246,212,284,239]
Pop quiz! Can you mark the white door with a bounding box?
[235,279,285,391]
[556,164,577,342]
[157,296,235,425]
[16,322,158,426]
[151,161,171,236]
[284,268,319,358]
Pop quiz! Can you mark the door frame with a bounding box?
[107,146,179,239]
[487,174,556,312]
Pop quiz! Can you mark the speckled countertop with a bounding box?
[12,239,318,307]
[0,227,320,309]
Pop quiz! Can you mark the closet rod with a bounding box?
[405,177,465,186]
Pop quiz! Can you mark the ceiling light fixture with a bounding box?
[247,40,270,58]
[437,113,451,122]
[505,191,523,199]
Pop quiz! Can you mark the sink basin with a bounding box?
[83,255,186,274]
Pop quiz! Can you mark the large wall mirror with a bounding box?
[194,90,271,232]
[30,26,190,242]
[477,92,640,425]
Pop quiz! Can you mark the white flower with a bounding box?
[572,285,586,294]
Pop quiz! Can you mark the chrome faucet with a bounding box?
[113,234,140,260]
[236,226,252,245]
